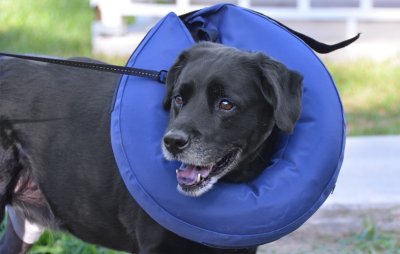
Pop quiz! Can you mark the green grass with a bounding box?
[0,218,126,254]
[328,59,400,136]
[0,0,93,57]
[0,216,126,254]
[338,220,400,254]
[317,220,400,254]
[29,232,127,254]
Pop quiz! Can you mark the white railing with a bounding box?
[91,0,400,38]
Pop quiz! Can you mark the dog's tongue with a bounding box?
[176,164,212,186]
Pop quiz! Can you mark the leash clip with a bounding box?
[158,70,168,83]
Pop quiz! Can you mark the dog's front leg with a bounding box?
[0,215,33,254]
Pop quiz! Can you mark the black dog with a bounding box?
[162,42,302,197]
[0,42,302,253]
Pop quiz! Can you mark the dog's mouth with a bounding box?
[175,150,238,196]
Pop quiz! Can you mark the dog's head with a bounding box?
[162,42,303,197]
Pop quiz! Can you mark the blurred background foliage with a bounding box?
[1,0,399,137]
[331,59,400,135]
[0,0,93,57]
[1,0,399,253]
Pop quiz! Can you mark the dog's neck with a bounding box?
[221,128,278,183]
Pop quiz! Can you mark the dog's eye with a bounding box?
[218,99,235,111]
[174,95,184,106]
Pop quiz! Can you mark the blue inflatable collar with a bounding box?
[111,4,345,248]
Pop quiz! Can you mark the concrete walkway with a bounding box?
[325,135,400,207]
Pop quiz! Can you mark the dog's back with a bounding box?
[0,57,137,250]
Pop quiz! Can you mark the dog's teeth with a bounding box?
[196,173,201,183]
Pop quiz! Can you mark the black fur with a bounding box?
[163,42,302,188]
[0,43,302,253]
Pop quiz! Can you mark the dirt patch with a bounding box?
[257,205,400,253]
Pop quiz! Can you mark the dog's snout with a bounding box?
[163,130,189,154]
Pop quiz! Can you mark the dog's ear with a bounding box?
[163,52,189,110]
[257,54,303,133]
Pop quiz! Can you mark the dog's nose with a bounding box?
[163,130,189,154]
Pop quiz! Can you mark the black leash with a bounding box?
[268,19,360,54]
[0,8,360,83]
[0,52,168,83]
